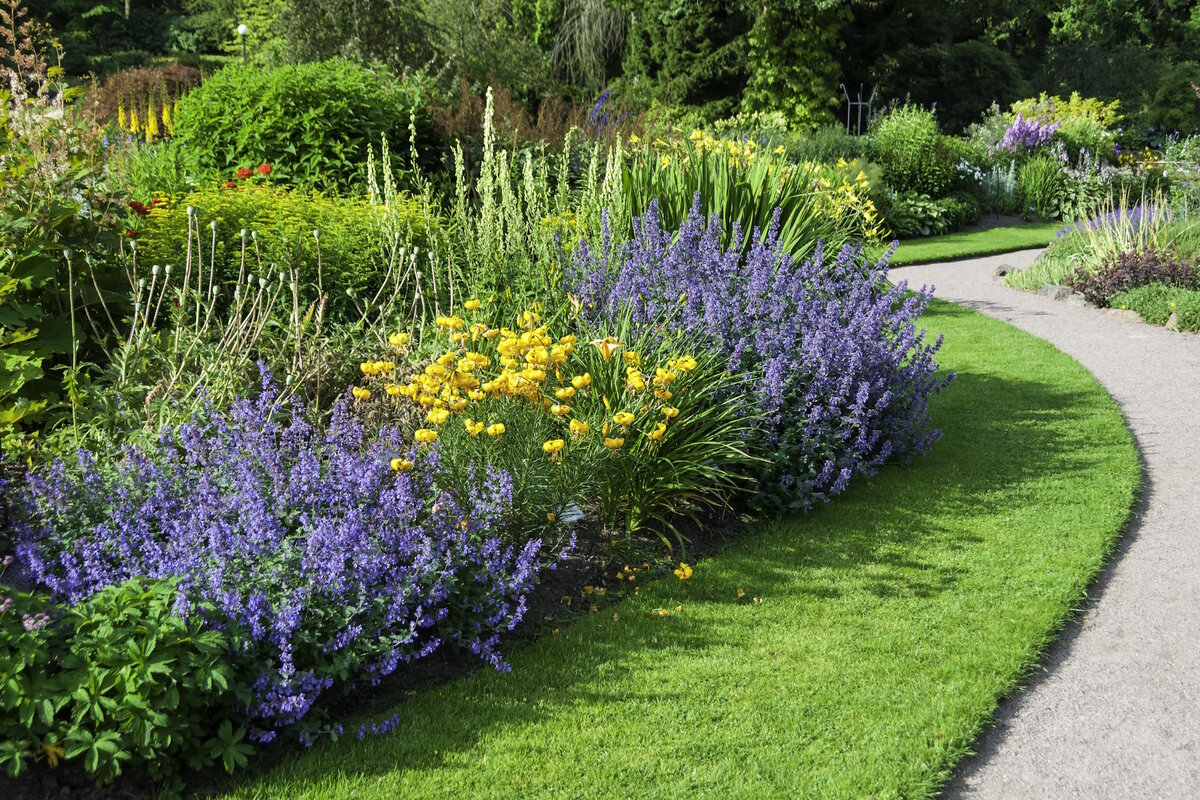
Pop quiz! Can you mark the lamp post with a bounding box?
[237,24,249,66]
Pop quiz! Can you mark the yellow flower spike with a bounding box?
[590,337,622,361]
[622,351,641,367]
[572,373,592,390]
[646,422,667,442]
[613,411,635,426]
[555,386,576,400]
[388,331,409,347]
[673,562,693,581]
[550,403,572,416]
[464,298,481,311]
[603,436,624,450]
[569,418,590,436]
[486,423,505,437]
[352,386,371,400]
[391,458,414,472]
[662,406,680,419]
[542,438,565,456]
[414,428,438,444]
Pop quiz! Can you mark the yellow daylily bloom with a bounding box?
[487,423,505,437]
[550,403,572,416]
[571,373,592,390]
[464,418,485,436]
[590,337,622,361]
[542,438,566,455]
[352,386,371,400]
[389,331,409,347]
[603,437,624,450]
[622,351,641,367]
[426,408,450,425]
[673,562,693,581]
[647,422,667,442]
[569,418,590,436]
[555,386,576,400]
[613,411,635,426]
[464,298,481,310]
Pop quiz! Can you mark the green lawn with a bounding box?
[884,222,1062,266]
[208,300,1139,800]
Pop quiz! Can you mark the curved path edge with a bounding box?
[892,250,1200,799]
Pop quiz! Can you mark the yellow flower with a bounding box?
[550,403,572,416]
[646,422,667,442]
[655,388,673,401]
[435,315,466,330]
[673,355,698,372]
[385,383,402,397]
[673,562,693,581]
[352,386,371,400]
[662,406,680,419]
[626,369,647,391]
[603,436,625,450]
[414,428,438,444]
[468,389,486,401]
[487,423,505,437]
[543,438,566,455]
[464,418,485,436]
[555,386,576,400]
[389,331,409,347]
[653,368,677,386]
[661,154,671,167]
[464,298,481,310]
[572,373,592,390]
[437,352,458,367]
[569,418,590,436]
[426,408,450,425]
[591,337,622,361]
[623,351,641,367]
[737,587,745,598]
[629,132,641,144]
[391,457,414,472]
[613,411,635,426]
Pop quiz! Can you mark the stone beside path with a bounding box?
[891,250,1200,800]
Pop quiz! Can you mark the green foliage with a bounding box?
[1143,62,1200,135]
[878,40,1028,134]
[882,191,976,238]
[134,183,440,320]
[741,2,847,130]
[104,136,201,201]
[1018,153,1067,218]
[780,124,867,164]
[0,578,247,784]
[869,105,956,196]
[619,0,750,121]
[1111,283,1200,330]
[622,134,882,262]
[172,60,433,191]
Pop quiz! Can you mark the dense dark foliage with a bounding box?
[1067,247,1200,306]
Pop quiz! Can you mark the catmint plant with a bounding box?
[13,367,549,742]
[571,199,950,511]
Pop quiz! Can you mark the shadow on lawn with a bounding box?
[204,354,1130,796]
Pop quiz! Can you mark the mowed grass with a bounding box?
[208,300,1139,800]
[884,222,1062,266]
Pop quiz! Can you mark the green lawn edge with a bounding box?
[207,299,1140,800]
[882,222,1063,267]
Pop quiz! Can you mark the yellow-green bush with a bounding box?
[134,184,443,318]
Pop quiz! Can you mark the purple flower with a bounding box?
[12,367,550,742]
[570,198,950,511]
[998,114,1059,152]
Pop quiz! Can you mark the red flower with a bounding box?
[236,167,253,180]
[223,180,237,189]
[127,200,150,217]
[125,229,139,239]
[257,163,273,176]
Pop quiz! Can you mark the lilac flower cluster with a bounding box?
[998,113,1060,152]
[572,200,949,511]
[13,369,547,741]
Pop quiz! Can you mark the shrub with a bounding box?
[0,578,246,785]
[1111,283,1200,330]
[1012,92,1121,162]
[869,105,956,196]
[571,201,949,512]
[173,60,433,191]
[1066,247,1200,306]
[134,183,441,319]
[1142,62,1200,136]
[780,124,868,164]
[354,305,756,546]
[13,372,550,744]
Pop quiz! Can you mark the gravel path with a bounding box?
[891,250,1200,799]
